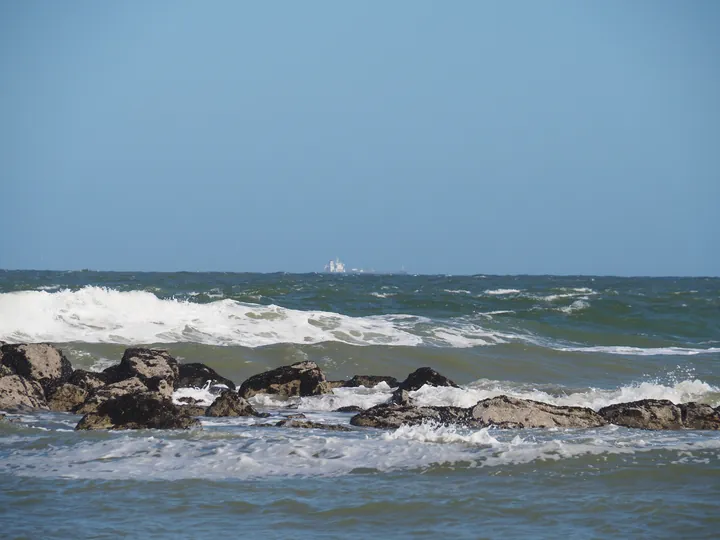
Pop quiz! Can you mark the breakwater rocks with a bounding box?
[1,343,719,432]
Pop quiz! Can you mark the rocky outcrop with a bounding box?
[389,388,412,406]
[177,363,235,390]
[469,396,606,429]
[398,367,458,391]
[47,383,88,412]
[103,348,179,389]
[270,419,352,432]
[68,370,108,392]
[599,399,720,430]
[350,403,470,429]
[343,375,400,388]
[599,399,683,430]
[205,390,267,417]
[76,392,200,430]
[334,405,364,413]
[1,344,73,394]
[75,377,149,414]
[0,375,48,411]
[239,361,331,399]
[178,405,207,416]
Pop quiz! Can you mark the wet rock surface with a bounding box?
[268,419,352,432]
[68,370,108,392]
[205,390,267,417]
[599,399,720,430]
[343,375,400,388]
[351,403,471,429]
[398,367,458,392]
[1,344,73,394]
[177,363,236,391]
[0,374,48,411]
[47,383,88,412]
[76,392,200,431]
[334,405,364,413]
[680,402,720,430]
[469,395,606,429]
[239,361,331,399]
[75,377,150,414]
[103,348,179,389]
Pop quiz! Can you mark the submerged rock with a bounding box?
[1,344,73,394]
[269,419,352,432]
[205,390,267,417]
[350,403,470,429]
[177,362,236,391]
[334,405,364,413]
[103,348,179,389]
[47,383,88,412]
[343,375,400,388]
[0,374,48,411]
[599,399,683,430]
[75,377,150,414]
[76,392,200,430]
[239,361,331,399]
[469,395,606,429]
[398,367,458,392]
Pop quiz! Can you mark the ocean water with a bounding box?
[1,270,719,539]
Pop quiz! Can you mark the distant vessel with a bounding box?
[324,257,346,273]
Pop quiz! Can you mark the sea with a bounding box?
[0,270,719,539]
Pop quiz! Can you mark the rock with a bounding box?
[679,402,720,430]
[178,396,200,405]
[76,392,200,430]
[178,405,207,416]
[389,388,412,406]
[283,413,307,419]
[398,367,458,392]
[205,390,267,417]
[343,375,400,388]
[103,348,179,389]
[350,403,470,429]
[68,370,108,392]
[0,364,13,377]
[599,399,683,430]
[75,377,149,414]
[177,362,236,390]
[1,343,73,394]
[469,395,606,429]
[270,419,352,432]
[145,377,174,399]
[239,361,331,399]
[333,405,364,413]
[0,375,48,411]
[47,383,88,412]
[326,380,346,390]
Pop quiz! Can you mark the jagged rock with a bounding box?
[68,370,108,392]
[270,419,352,432]
[178,405,207,416]
[47,383,88,412]
[469,395,606,429]
[283,413,307,419]
[680,402,720,430]
[350,403,470,429]
[205,390,267,417]
[144,377,174,399]
[398,367,458,392]
[0,364,13,377]
[599,399,684,430]
[326,380,346,390]
[343,375,400,388]
[76,392,200,430]
[389,388,412,406]
[334,405,364,413]
[177,363,236,390]
[103,348,179,389]
[0,375,48,411]
[239,361,331,399]
[75,377,149,414]
[1,344,73,393]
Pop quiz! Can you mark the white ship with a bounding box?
[324,257,346,273]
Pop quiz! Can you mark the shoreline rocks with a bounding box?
[398,367,458,392]
[599,399,720,430]
[1,343,73,394]
[239,361,331,399]
[177,363,236,391]
[205,390,267,417]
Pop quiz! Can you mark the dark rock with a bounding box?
[239,361,331,399]
[1,343,73,394]
[679,402,720,430]
[68,370,108,392]
[599,399,683,430]
[343,375,400,388]
[283,413,307,419]
[0,374,48,411]
[469,395,606,429]
[270,419,352,432]
[179,405,207,416]
[177,362,236,391]
[205,390,267,417]
[398,367,458,392]
[47,383,88,412]
[76,392,200,430]
[350,403,470,429]
[75,377,149,414]
[177,396,200,405]
[103,348,179,389]
[389,388,412,406]
[333,405,364,413]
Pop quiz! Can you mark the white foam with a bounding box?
[172,382,218,407]
[483,289,521,295]
[558,345,720,356]
[0,287,514,348]
[444,289,472,295]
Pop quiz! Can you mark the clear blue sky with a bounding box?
[1,1,718,275]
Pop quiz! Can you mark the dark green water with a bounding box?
[1,271,719,538]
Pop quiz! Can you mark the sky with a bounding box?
[1,1,718,276]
